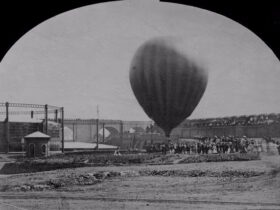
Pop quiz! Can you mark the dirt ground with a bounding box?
[0,154,279,210]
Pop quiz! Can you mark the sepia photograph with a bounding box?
[0,0,280,209]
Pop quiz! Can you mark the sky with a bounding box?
[0,0,280,121]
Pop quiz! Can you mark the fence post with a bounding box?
[55,109,58,122]
[61,107,64,153]
[89,120,92,142]
[102,123,105,143]
[72,123,75,142]
[96,119,99,149]
[150,123,153,144]
[5,102,9,153]
[44,104,48,134]
[120,121,123,148]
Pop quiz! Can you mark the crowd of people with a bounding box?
[145,136,264,155]
[183,113,280,128]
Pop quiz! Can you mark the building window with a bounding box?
[42,144,46,155]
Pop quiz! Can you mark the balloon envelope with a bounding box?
[129,37,208,137]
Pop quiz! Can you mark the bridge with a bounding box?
[63,119,153,143]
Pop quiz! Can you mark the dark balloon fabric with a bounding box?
[129,38,208,137]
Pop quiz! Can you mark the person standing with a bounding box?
[277,143,280,155]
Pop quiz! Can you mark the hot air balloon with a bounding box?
[129,37,208,137]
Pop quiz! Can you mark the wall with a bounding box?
[170,124,280,138]
[0,122,6,152]
[63,120,98,143]
[0,122,43,152]
[62,119,280,149]
[63,119,152,142]
[106,133,178,150]
[106,124,280,149]
[25,138,49,157]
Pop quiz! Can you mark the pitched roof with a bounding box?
[24,131,50,138]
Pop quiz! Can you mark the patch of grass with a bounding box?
[0,161,86,174]
[139,169,265,178]
[0,153,260,175]
[177,153,260,164]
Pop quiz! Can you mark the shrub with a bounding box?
[0,160,85,174]
[177,152,260,164]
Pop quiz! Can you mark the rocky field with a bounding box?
[0,153,279,210]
